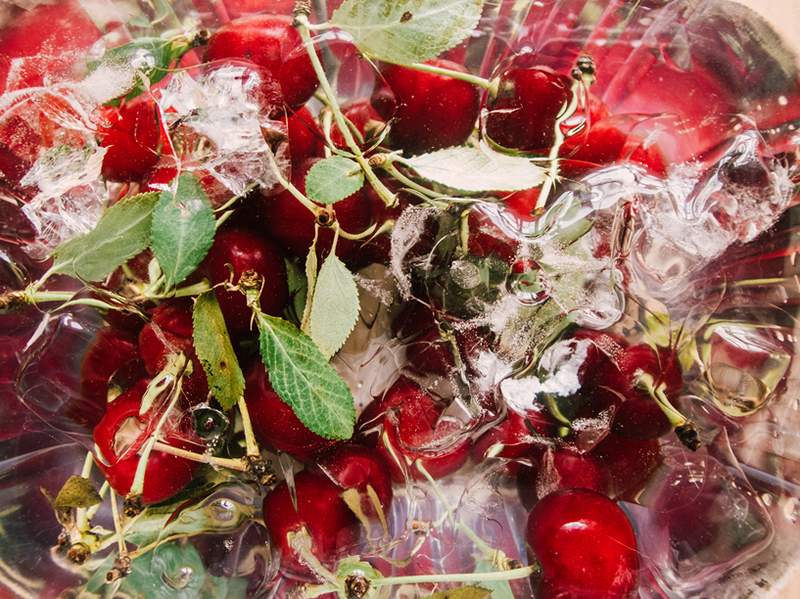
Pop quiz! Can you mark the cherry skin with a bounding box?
[331,99,386,150]
[485,59,572,153]
[259,158,372,262]
[315,443,393,518]
[205,15,318,112]
[203,227,289,334]
[93,380,198,504]
[81,326,143,411]
[526,489,639,599]
[138,300,209,404]
[244,361,337,461]
[518,449,606,509]
[262,470,358,578]
[98,99,162,182]
[286,106,325,167]
[371,59,480,155]
[591,433,662,499]
[612,396,672,440]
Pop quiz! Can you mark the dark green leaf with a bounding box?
[331,0,485,64]
[257,313,356,440]
[53,475,101,510]
[51,192,159,281]
[151,173,216,289]
[304,156,364,204]
[193,292,245,410]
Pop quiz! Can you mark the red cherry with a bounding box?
[259,158,372,262]
[262,470,358,578]
[205,15,318,112]
[592,433,662,499]
[467,207,520,263]
[405,328,456,377]
[526,489,639,598]
[244,361,337,461]
[138,300,209,404]
[472,409,553,468]
[485,59,573,153]
[331,99,386,150]
[217,0,295,18]
[597,343,682,399]
[203,228,289,334]
[98,99,162,182]
[611,396,671,440]
[371,59,480,155]
[287,106,324,167]
[357,376,442,443]
[80,326,142,409]
[93,380,198,504]
[518,449,606,509]
[316,444,393,517]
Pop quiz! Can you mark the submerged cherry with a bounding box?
[371,59,480,155]
[93,380,198,504]
[526,489,639,598]
[316,443,393,518]
[262,470,358,578]
[98,99,162,182]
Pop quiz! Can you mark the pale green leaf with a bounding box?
[308,254,359,358]
[193,292,245,410]
[304,156,364,205]
[331,0,485,64]
[473,558,515,599]
[51,192,159,281]
[150,173,216,288]
[257,313,356,440]
[404,145,546,192]
[300,236,319,333]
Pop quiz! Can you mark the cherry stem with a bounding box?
[373,563,538,586]
[636,372,687,428]
[295,14,397,208]
[108,489,128,558]
[75,452,95,532]
[151,441,250,472]
[403,61,493,91]
[381,159,445,199]
[237,397,260,457]
[85,481,109,522]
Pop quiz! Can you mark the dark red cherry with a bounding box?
[485,60,572,153]
[203,228,289,334]
[287,106,324,167]
[331,99,386,150]
[597,343,682,399]
[138,300,209,403]
[98,99,162,182]
[612,396,672,440]
[592,433,662,499]
[244,361,337,461]
[93,380,198,504]
[472,409,555,474]
[467,207,520,263]
[371,59,480,155]
[405,328,456,377]
[205,15,318,112]
[80,326,142,409]
[518,449,606,509]
[316,444,393,517]
[262,470,358,578]
[526,489,639,599]
[357,376,442,443]
[259,158,372,262]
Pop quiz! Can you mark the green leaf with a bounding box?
[308,254,360,358]
[284,257,308,322]
[425,586,492,599]
[53,475,101,510]
[51,192,159,281]
[404,145,546,193]
[300,237,319,333]
[90,36,194,104]
[257,313,356,440]
[473,558,515,599]
[150,173,216,289]
[304,156,364,205]
[193,292,245,410]
[331,0,485,64]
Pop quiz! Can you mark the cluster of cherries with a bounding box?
[0,1,696,597]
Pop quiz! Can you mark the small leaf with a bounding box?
[51,192,159,281]
[308,254,360,358]
[300,235,319,334]
[53,475,101,510]
[425,587,492,599]
[284,257,308,322]
[150,174,216,289]
[193,292,245,410]
[257,313,356,440]
[404,145,546,192]
[331,0,485,64]
[304,156,364,205]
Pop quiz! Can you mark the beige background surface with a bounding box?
[737,0,800,44]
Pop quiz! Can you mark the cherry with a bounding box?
[405,328,456,377]
[592,433,662,499]
[315,443,393,518]
[358,377,470,482]
[259,158,372,262]
[371,59,480,155]
[93,380,198,504]
[203,227,289,334]
[485,59,573,153]
[205,15,318,112]
[471,409,554,471]
[98,99,162,182]
[144,165,230,208]
[286,106,324,167]
[611,396,672,440]
[262,470,358,578]
[518,449,606,509]
[244,361,337,461]
[80,326,142,409]
[526,489,639,599]
[331,99,386,150]
[138,300,209,404]
[467,207,520,264]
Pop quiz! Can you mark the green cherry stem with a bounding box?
[294,14,397,208]
[85,481,109,523]
[380,158,446,200]
[108,489,128,558]
[151,441,250,472]
[75,452,95,532]
[265,143,321,217]
[402,61,493,91]
[237,396,260,457]
[373,564,539,587]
